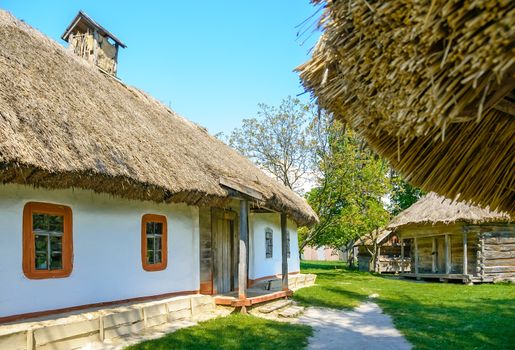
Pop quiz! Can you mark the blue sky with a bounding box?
[2,1,321,135]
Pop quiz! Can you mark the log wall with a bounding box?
[475,224,515,282]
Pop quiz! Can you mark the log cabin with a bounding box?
[355,230,411,273]
[0,9,318,330]
[388,193,514,283]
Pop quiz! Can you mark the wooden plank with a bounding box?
[220,177,263,200]
[103,321,144,340]
[281,213,289,291]
[0,331,26,350]
[463,232,468,275]
[166,298,191,312]
[445,234,451,274]
[432,237,437,273]
[400,238,405,273]
[238,200,249,303]
[414,237,419,274]
[36,333,99,350]
[103,309,142,329]
[143,304,167,319]
[34,319,99,345]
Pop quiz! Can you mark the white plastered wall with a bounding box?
[0,184,199,318]
[249,212,300,280]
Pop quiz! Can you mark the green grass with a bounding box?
[295,260,515,350]
[124,314,312,350]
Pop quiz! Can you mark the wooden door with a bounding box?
[436,237,445,273]
[212,209,237,294]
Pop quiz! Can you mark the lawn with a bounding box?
[124,313,312,350]
[295,260,515,350]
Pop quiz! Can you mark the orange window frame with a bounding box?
[141,214,168,271]
[23,202,73,279]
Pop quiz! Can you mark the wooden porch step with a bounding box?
[278,306,304,318]
[257,300,292,314]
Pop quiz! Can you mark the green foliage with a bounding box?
[389,172,425,215]
[124,314,312,350]
[228,96,316,194]
[296,261,515,350]
[301,116,390,249]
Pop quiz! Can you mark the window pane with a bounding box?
[155,222,163,235]
[147,250,154,264]
[146,222,154,235]
[48,215,64,233]
[35,234,48,251]
[35,253,48,270]
[50,252,62,270]
[147,237,154,251]
[50,235,62,252]
[155,236,162,250]
[155,250,162,263]
[33,214,47,230]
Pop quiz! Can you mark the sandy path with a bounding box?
[298,302,411,350]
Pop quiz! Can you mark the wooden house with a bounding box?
[0,9,318,328]
[388,193,514,283]
[355,230,411,273]
[298,0,514,215]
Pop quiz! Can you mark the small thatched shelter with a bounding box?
[388,193,513,283]
[354,229,410,273]
[298,0,514,215]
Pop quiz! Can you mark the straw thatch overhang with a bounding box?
[354,229,393,247]
[0,11,317,226]
[298,0,514,214]
[388,192,511,229]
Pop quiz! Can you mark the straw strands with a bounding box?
[298,0,514,214]
[0,11,317,226]
[388,192,510,229]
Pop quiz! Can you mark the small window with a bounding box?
[265,228,273,259]
[23,202,73,279]
[287,231,291,258]
[141,214,167,271]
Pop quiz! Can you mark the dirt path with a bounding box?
[298,302,411,350]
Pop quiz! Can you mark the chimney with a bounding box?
[61,11,126,76]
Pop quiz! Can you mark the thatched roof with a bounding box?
[388,192,511,229]
[354,229,393,247]
[298,0,514,214]
[0,11,317,226]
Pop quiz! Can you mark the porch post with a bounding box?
[281,213,289,291]
[445,234,451,274]
[238,199,249,310]
[414,237,419,274]
[431,237,437,273]
[400,238,404,273]
[463,231,468,275]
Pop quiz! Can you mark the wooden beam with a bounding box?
[432,237,436,273]
[220,177,263,201]
[445,234,451,274]
[281,213,289,291]
[463,231,468,275]
[414,237,419,274]
[238,200,249,312]
[400,238,404,273]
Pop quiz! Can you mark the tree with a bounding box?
[228,96,315,194]
[389,171,425,215]
[300,114,391,258]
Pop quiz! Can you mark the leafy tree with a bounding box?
[228,96,315,194]
[389,171,425,215]
[300,114,391,257]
